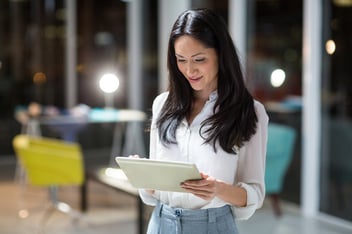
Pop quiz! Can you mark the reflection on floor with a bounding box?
[237,202,352,234]
[1,181,352,234]
[1,151,352,234]
[0,180,140,234]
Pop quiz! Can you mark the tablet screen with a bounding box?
[115,157,201,192]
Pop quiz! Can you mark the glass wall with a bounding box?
[246,0,303,204]
[194,0,304,206]
[1,0,67,108]
[1,0,352,223]
[0,0,159,155]
[320,0,352,221]
[0,0,67,154]
[76,0,128,108]
[0,0,303,205]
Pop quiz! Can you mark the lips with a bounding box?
[188,76,202,82]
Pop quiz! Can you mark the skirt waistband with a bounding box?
[155,203,233,223]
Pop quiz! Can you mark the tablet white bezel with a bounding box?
[115,157,202,192]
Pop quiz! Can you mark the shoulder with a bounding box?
[153,92,169,105]
[152,92,169,114]
[253,100,269,124]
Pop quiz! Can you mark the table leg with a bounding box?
[137,197,144,234]
[80,179,87,212]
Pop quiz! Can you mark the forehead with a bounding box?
[174,35,210,56]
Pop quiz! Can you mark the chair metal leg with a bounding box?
[49,186,81,217]
[16,120,42,218]
[15,163,28,218]
[38,186,82,227]
[269,194,282,217]
[39,205,56,227]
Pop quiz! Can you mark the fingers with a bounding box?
[181,180,214,191]
[200,172,209,179]
[183,174,214,187]
[145,189,155,195]
[182,186,215,200]
[181,179,217,200]
[182,180,211,188]
[128,154,140,158]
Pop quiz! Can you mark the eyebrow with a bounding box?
[175,52,206,58]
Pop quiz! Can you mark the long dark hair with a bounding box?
[157,8,258,154]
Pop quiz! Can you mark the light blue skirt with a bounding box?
[147,202,239,234]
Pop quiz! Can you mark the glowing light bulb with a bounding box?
[270,69,286,88]
[99,73,119,94]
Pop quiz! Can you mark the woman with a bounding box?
[139,8,268,234]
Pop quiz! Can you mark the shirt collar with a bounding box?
[208,90,218,102]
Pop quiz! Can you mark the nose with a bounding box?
[186,62,197,76]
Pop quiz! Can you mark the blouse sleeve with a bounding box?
[138,92,168,206]
[232,101,269,220]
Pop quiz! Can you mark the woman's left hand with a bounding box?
[180,173,219,200]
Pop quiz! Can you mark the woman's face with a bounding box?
[174,35,218,99]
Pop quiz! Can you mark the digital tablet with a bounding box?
[115,157,202,192]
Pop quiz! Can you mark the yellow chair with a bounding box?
[12,134,85,226]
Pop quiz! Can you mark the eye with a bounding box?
[194,57,206,63]
[176,58,187,63]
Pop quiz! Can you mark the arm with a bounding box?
[138,121,158,205]
[138,93,169,206]
[138,113,159,205]
[181,172,247,207]
[181,101,269,219]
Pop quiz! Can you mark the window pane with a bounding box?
[0,0,67,154]
[77,0,127,108]
[247,0,303,204]
[320,0,352,221]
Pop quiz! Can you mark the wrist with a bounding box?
[216,181,247,207]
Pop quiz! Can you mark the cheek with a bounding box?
[206,63,218,76]
[177,64,186,75]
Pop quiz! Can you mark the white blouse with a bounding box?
[139,91,269,220]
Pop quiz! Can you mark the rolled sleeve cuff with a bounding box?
[232,182,261,220]
[138,189,160,206]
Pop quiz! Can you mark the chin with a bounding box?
[190,84,203,91]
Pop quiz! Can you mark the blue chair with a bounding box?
[265,123,296,216]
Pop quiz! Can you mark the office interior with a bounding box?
[0,0,352,233]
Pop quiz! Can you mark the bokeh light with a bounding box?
[325,39,336,55]
[270,69,286,88]
[99,73,120,94]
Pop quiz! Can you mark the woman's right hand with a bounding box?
[145,189,155,195]
[129,154,140,158]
